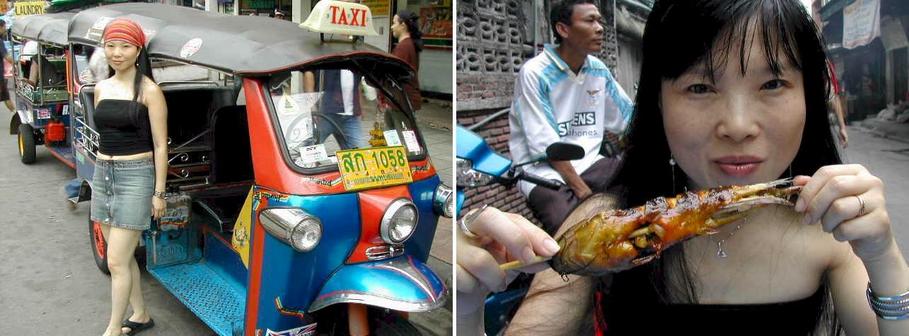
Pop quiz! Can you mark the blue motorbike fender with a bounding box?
[308,255,447,313]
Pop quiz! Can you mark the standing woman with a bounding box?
[90,18,167,336]
[390,10,423,112]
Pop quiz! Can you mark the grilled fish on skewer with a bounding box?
[550,178,801,276]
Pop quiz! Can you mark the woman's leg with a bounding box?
[122,255,150,333]
[103,227,142,336]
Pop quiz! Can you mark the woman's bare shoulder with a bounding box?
[775,207,853,270]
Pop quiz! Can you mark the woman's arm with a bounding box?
[144,79,168,219]
[797,165,909,334]
[507,270,597,335]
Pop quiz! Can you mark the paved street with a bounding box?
[0,98,452,335]
[844,126,909,261]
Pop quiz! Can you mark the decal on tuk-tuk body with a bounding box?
[337,146,413,191]
[231,187,256,267]
[180,38,203,58]
[263,323,316,336]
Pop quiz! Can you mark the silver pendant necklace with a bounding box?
[714,221,744,258]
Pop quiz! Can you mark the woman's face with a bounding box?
[660,36,806,189]
[391,15,405,39]
[104,40,140,73]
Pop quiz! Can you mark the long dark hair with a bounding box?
[396,10,423,53]
[606,0,842,334]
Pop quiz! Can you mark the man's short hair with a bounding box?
[550,0,597,44]
[0,20,6,27]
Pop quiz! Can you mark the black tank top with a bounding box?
[94,99,153,155]
[601,268,828,335]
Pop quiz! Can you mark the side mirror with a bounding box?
[546,142,585,161]
[456,125,511,177]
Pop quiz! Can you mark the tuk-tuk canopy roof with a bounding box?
[68,3,415,78]
[12,12,76,46]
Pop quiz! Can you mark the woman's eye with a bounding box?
[761,79,787,90]
[686,84,712,94]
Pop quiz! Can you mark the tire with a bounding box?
[88,213,148,275]
[18,123,36,164]
[371,310,421,336]
[89,214,110,275]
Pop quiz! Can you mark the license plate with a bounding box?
[337,146,412,191]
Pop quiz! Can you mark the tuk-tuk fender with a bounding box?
[308,255,447,313]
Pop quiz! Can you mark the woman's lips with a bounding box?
[714,156,763,177]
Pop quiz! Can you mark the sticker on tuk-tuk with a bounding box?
[337,146,412,191]
[383,130,402,146]
[402,130,421,153]
[62,105,69,116]
[265,323,317,336]
[86,17,115,41]
[37,108,50,119]
[297,144,328,164]
[180,38,203,58]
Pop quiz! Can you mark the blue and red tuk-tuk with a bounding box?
[9,12,75,165]
[64,2,451,335]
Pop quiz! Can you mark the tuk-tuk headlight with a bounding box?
[433,183,454,218]
[259,208,322,252]
[457,158,494,187]
[381,199,418,244]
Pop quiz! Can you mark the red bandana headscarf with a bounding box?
[102,18,146,48]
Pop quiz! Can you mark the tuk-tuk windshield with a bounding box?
[268,67,426,171]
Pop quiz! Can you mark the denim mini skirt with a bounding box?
[90,157,155,231]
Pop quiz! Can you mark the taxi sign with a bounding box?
[337,146,412,191]
[300,0,379,36]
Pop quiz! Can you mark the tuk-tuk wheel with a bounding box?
[18,124,36,164]
[88,212,147,275]
[89,215,111,275]
[369,307,421,335]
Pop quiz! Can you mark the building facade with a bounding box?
[204,0,452,96]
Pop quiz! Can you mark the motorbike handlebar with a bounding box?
[518,172,563,190]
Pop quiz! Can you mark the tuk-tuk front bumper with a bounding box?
[308,255,447,313]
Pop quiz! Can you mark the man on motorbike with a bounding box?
[508,0,634,234]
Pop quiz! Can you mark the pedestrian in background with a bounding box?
[91,18,168,336]
[389,10,423,112]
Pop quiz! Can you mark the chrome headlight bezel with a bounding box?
[456,158,495,187]
[433,183,454,218]
[380,198,419,244]
[259,208,323,252]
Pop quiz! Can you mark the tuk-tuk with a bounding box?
[10,12,74,165]
[64,2,451,335]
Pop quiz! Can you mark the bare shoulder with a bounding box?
[784,208,854,270]
[141,77,164,103]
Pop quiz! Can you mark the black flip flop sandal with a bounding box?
[121,318,155,336]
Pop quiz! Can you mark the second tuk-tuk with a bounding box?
[10,12,75,165]
[63,2,451,335]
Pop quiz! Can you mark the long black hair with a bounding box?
[396,10,423,53]
[605,0,842,334]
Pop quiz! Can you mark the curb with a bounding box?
[854,120,909,145]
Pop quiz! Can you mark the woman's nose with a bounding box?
[716,95,761,142]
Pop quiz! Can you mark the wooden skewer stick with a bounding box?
[499,255,551,271]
